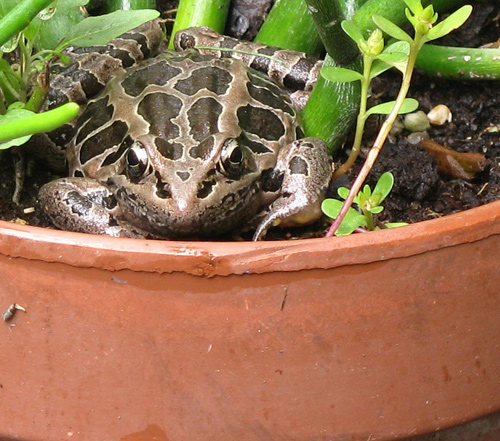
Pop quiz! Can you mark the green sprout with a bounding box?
[322,172,407,235]
[321,0,472,237]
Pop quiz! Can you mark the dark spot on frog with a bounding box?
[249,46,275,72]
[246,82,294,116]
[237,133,272,154]
[197,180,215,199]
[156,138,183,161]
[283,57,316,91]
[138,93,182,139]
[237,105,285,141]
[174,66,232,96]
[262,168,284,193]
[121,31,154,59]
[289,156,309,175]
[79,120,129,164]
[106,47,135,68]
[75,95,114,146]
[102,135,134,166]
[189,136,214,159]
[188,97,223,141]
[176,171,190,181]
[71,68,101,102]
[66,191,93,216]
[155,184,171,199]
[299,140,315,148]
[122,59,182,97]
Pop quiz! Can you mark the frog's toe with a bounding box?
[252,193,324,240]
[39,178,146,238]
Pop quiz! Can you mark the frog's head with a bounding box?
[106,132,266,237]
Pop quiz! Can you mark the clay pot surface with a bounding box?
[1,200,500,441]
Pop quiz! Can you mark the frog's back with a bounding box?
[70,51,299,178]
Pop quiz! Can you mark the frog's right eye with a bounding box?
[126,141,149,180]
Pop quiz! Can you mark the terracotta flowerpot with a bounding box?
[1,200,500,441]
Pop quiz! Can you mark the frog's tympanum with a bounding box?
[39,23,332,240]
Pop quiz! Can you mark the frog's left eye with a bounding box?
[220,138,246,178]
[126,141,149,180]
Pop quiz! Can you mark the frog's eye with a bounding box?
[220,138,246,178]
[126,141,149,180]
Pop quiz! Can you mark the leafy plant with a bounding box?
[321,0,472,236]
[322,172,407,235]
[0,0,159,148]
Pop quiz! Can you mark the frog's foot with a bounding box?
[39,178,150,238]
[253,137,333,240]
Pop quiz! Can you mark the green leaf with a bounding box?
[337,187,349,200]
[370,56,405,78]
[370,41,410,77]
[385,222,409,228]
[403,0,421,14]
[376,52,408,65]
[427,5,473,41]
[321,199,367,235]
[321,66,363,83]
[341,20,364,44]
[370,206,384,214]
[372,171,394,203]
[372,14,412,43]
[0,108,35,149]
[366,98,419,116]
[33,0,89,50]
[61,9,160,48]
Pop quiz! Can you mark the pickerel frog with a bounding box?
[39,23,332,240]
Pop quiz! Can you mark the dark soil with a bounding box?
[0,2,498,239]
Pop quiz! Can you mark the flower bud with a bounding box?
[366,29,384,57]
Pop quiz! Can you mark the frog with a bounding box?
[38,23,332,240]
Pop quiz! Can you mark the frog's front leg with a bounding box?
[39,178,149,238]
[253,137,332,240]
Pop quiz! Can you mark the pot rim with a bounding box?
[1,200,499,276]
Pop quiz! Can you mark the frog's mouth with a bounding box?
[109,177,263,238]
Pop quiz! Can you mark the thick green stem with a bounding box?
[255,0,323,55]
[302,0,364,152]
[169,0,230,48]
[302,56,361,152]
[0,0,54,47]
[304,0,359,64]
[417,45,500,80]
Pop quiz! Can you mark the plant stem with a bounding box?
[326,31,424,237]
[169,0,230,49]
[0,0,54,47]
[0,71,20,104]
[254,0,323,55]
[362,208,375,231]
[332,53,373,178]
[0,102,80,144]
